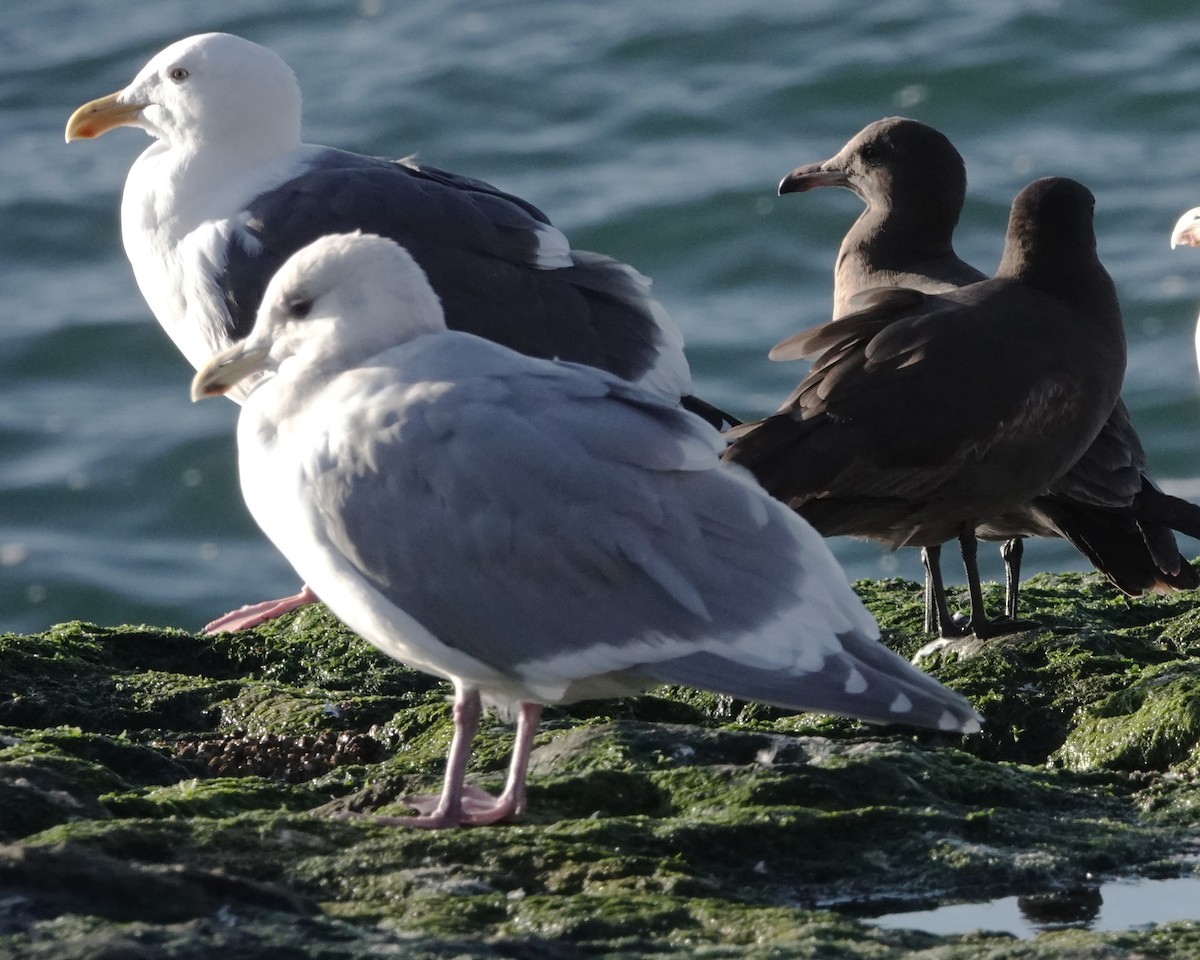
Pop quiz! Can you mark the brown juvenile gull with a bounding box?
[775,118,1199,635]
[724,177,1128,638]
[65,32,732,633]
[190,232,980,829]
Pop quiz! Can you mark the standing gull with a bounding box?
[724,177,1128,638]
[65,32,728,631]
[775,119,1198,635]
[190,232,980,829]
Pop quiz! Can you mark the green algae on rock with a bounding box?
[1057,661,1200,773]
[3,569,1200,958]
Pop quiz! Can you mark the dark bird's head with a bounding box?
[997,177,1104,295]
[778,117,967,225]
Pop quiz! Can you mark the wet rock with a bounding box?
[0,841,313,925]
[1057,661,1200,772]
[1,573,1200,957]
[175,729,389,782]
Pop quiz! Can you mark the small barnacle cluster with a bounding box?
[174,728,389,782]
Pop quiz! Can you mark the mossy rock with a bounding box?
[1057,660,1200,772]
[3,570,1200,958]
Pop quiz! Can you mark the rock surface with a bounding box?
[2,571,1199,958]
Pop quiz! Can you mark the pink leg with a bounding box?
[366,686,483,829]
[203,584,319,633]
[460,701,542,826]
[330,695,542,830]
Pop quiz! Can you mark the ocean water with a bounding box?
[4,0,1200,634]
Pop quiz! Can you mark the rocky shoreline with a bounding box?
[2,570,1199,958]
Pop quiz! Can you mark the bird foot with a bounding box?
[412,783,524,827]
[327,784,522,830]
[328,807,463,830]
[967,616,1040,639]
[203,585,318,632]
[934,611,972,640]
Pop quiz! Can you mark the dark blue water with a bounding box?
[6,0,1200,633]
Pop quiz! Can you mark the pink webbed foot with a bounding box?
[458,786,526,826]
[408,783,525,826]
[329,806,463,830]
[334,784,522,830]
[204,584,319,632]
[324,698,541,831]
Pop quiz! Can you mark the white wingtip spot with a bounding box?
[844,667,867,694]
[533,222,572,269]
[796,646,827,673]
[938,709,983,734]
[889,692,913,714]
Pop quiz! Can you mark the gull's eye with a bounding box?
[286,295,314,319]
[168,66,190,82]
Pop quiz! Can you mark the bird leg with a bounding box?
[204,584,319,632]
[958,526,1037,638]
[361,685,485,829]
[1001,537,1024,621]
[958,524,993,633]
[459,701,542,826]
[337,691,541,830]
[922,544,969,638]
[922,548,936,635]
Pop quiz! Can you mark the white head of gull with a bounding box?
[66,33,310,371]
[67,32,705,632]
[191,232,981,829]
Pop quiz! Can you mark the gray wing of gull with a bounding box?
[302,334,976,730]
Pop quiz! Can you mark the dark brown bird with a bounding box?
[778,117,986,317]
[773,119,1199,635]
[725,176,1132,637]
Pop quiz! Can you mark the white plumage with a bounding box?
[192,232,980,829]
[1169,206,1200,380]
[66,31,701,632]
[65,32,690,398]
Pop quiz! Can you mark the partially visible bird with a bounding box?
[66,32,730,632]
[1169,206,1200,379]
[725,177,1130,637]
[191,232,981,829]
[775,119,1198,635]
